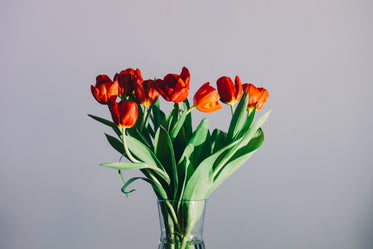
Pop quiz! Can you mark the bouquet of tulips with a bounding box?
[89,66,270,200]
[89,66,270,248]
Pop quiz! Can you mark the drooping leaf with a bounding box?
[121,176,168,200]
[101,162,170,185]
[88,114,121,137]
[104,133,124,155]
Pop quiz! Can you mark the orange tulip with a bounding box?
[109,101,138,128]
[135,79,160,107]
[91,74,119,104]
[193,82,223,113]
[118,68,143,97]
[242,83,269,111]
[155,67,190,103]
[216,76,243,105]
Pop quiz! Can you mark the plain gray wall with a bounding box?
[1,0,373,248]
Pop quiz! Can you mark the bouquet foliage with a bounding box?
[89,67,270,201]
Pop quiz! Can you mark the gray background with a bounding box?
[1,0,373,248]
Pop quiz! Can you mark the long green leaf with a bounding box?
[227,93,249,141]
[88,114,121,137]
[209,129,265,194]
[104,133,124,155]
[213,109,271,177]
[236,106,256,140]
[101,162,170,185]
[182,139,240,200]
[188,118,209,168]
[154,126,178,198]
[126,136,170,184]
[211,129,227,154]
[170,108,188,140]
[127,127,153,150]
[183,99,193,141]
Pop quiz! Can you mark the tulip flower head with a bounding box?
[118,68,143,98]
[216,75,243,105]
[91,74,119,105]
[155,67,190,103]
[109,100,138,128]
[135,79,160,107]
[242,83,269,111]
[193,82,223,113]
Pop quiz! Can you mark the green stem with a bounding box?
[186,106,196,115]
[178,102,183,116]
[140,106,149,132]
[165,201,181,234]
[230,103,235,115]
[121,127,140,163]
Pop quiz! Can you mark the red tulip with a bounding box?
[242,83,269,111]
[193,82,223,113]
[91,74,119,104]
[109,100,138,128]
[216,76,243,105]
[135,79,160,107]
[118,68,143,97]
[155,67,190,103]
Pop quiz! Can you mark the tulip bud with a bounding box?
[242,83,269,111]
[155,67,190,103]
[109,101,138,128]
[193,82,223,113]
[216,75,243,105]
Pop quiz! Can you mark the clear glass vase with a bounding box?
[157,200,207,249]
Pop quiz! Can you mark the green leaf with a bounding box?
[182,139,240,200]
[152,99,160,129]
[127,127,153,150]
[154,126,178,198]
[101,162,170,185]
[212,109,271,178]
[236,106,256,140]
[104,133,124,155]
[125,136,170,184]
[189,118,209,168]
[210,129,265,195]
[210,129,227,154]
[164,105,178,132]
[227,93,249,141]
[170,108,188,140]
[121,176,168,200]
[183,99,193,141]
[88,114,121,137]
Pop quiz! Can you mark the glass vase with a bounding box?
[157,200,207,249]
